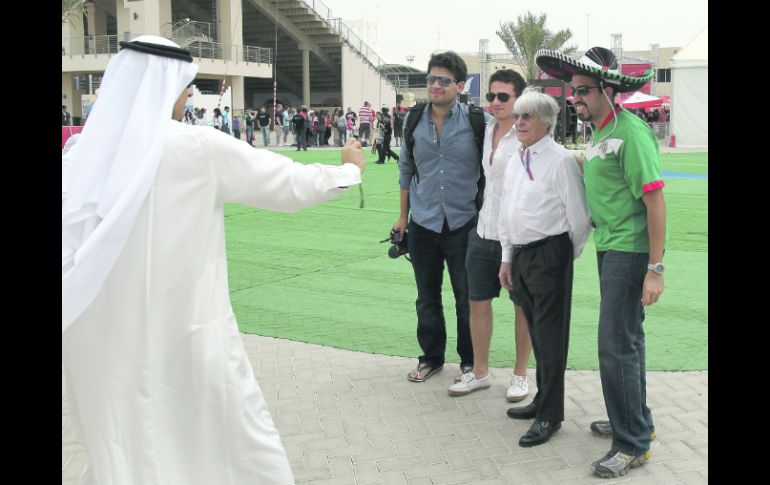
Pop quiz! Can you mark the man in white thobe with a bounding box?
[62,36,365,485]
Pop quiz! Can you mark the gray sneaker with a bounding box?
[590,420,613,437]
[592,450,651,478]
[590,420,657,440]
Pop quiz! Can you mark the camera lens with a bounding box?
[388,245,401,259]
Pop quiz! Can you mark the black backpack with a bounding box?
[403,102,487,210]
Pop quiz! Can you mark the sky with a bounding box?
[317,0,707,69]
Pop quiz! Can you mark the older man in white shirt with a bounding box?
[498,89,591,448]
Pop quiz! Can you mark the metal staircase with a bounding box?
[164,19,213,49]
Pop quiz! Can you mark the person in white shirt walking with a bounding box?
[498,89,591,448]
[447,70,533,402]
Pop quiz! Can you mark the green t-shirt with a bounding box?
[583,109,667,252]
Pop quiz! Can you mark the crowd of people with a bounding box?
[172,99,410,156]
[630,107,670,124]
[63,37,667,483]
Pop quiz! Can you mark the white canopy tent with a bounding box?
[670,27,708,147]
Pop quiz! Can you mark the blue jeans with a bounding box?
[597,250,655,456]
[295,128,307,149]
[407,218,474,368]
[261,126,271,146]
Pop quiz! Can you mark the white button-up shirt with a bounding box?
[498,135,592,262]
[476,117,519,241]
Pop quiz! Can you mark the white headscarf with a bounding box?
[62,36,198,332]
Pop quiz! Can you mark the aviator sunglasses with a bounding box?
[570,85,602,97]
[485,92,512,103]
[426,74,457,87]
[512,112,536,122]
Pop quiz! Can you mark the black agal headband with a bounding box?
[118,40,193,63]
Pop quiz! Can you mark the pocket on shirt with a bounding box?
[519,181,549,214]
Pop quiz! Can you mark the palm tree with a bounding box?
[496,12,576,82]
[62,0,86,24]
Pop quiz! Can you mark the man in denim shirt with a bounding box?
[393,51,483,383]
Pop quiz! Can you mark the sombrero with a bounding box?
[536,47,653,93]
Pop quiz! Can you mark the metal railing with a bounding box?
[242,45,272,64]
[61,35,120,55]
[167,19,212,40]
[650,122,671,145]
[300,0,386,71]
[62,36,271,65]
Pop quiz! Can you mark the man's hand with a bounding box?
[499,262,513,291]
[642,272,664,306]
[341,138,365,173]
[392,217,407,241]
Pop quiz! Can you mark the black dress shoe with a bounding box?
[506,401,538,419]
[519,420,561,447]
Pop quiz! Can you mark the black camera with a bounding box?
[381,229,410,260]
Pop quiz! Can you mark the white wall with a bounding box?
[670,65,708,147]
[341,46,397,113]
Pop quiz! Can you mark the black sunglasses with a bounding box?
[570,85,602,97]
[485,92,512,103]
[512,112,536,121]
[426,75,457,87]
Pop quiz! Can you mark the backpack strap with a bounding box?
[403,103,427,184]
[467,105,487,210]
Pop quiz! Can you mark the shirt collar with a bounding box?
[519,135,552,158]
[599,106,622,130]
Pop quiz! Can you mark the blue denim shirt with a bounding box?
[398,102,481,233]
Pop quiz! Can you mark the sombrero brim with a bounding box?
[536,49,653,93]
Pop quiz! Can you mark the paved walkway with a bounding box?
[62,335,707,484]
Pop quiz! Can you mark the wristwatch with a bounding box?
[647,262,665,275]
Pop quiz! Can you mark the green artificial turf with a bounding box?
[226,149,707,371]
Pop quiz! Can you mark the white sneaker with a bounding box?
[506,373,529,402]
[447,372,491,396]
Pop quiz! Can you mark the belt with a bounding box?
[512,232,568,251]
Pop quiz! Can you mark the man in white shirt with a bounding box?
[62,36,366,485]
[447,70,533,402]
[498,90,591,447]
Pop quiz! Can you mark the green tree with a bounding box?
[496,12,576,82]
[62,0,86,24]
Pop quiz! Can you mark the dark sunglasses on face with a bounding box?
[512,112,535,122]
[570,85,602,97]
[426,75,457,87]
[485,92,512,102]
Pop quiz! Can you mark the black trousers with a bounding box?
[510,233,573,423]
[408,218,475,368]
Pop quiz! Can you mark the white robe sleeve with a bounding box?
[208,128,361,210]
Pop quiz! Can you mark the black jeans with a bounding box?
[407,218,475,368]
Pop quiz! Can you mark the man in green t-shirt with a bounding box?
[536,47,666,480]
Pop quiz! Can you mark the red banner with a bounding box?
[62,126,84,149]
